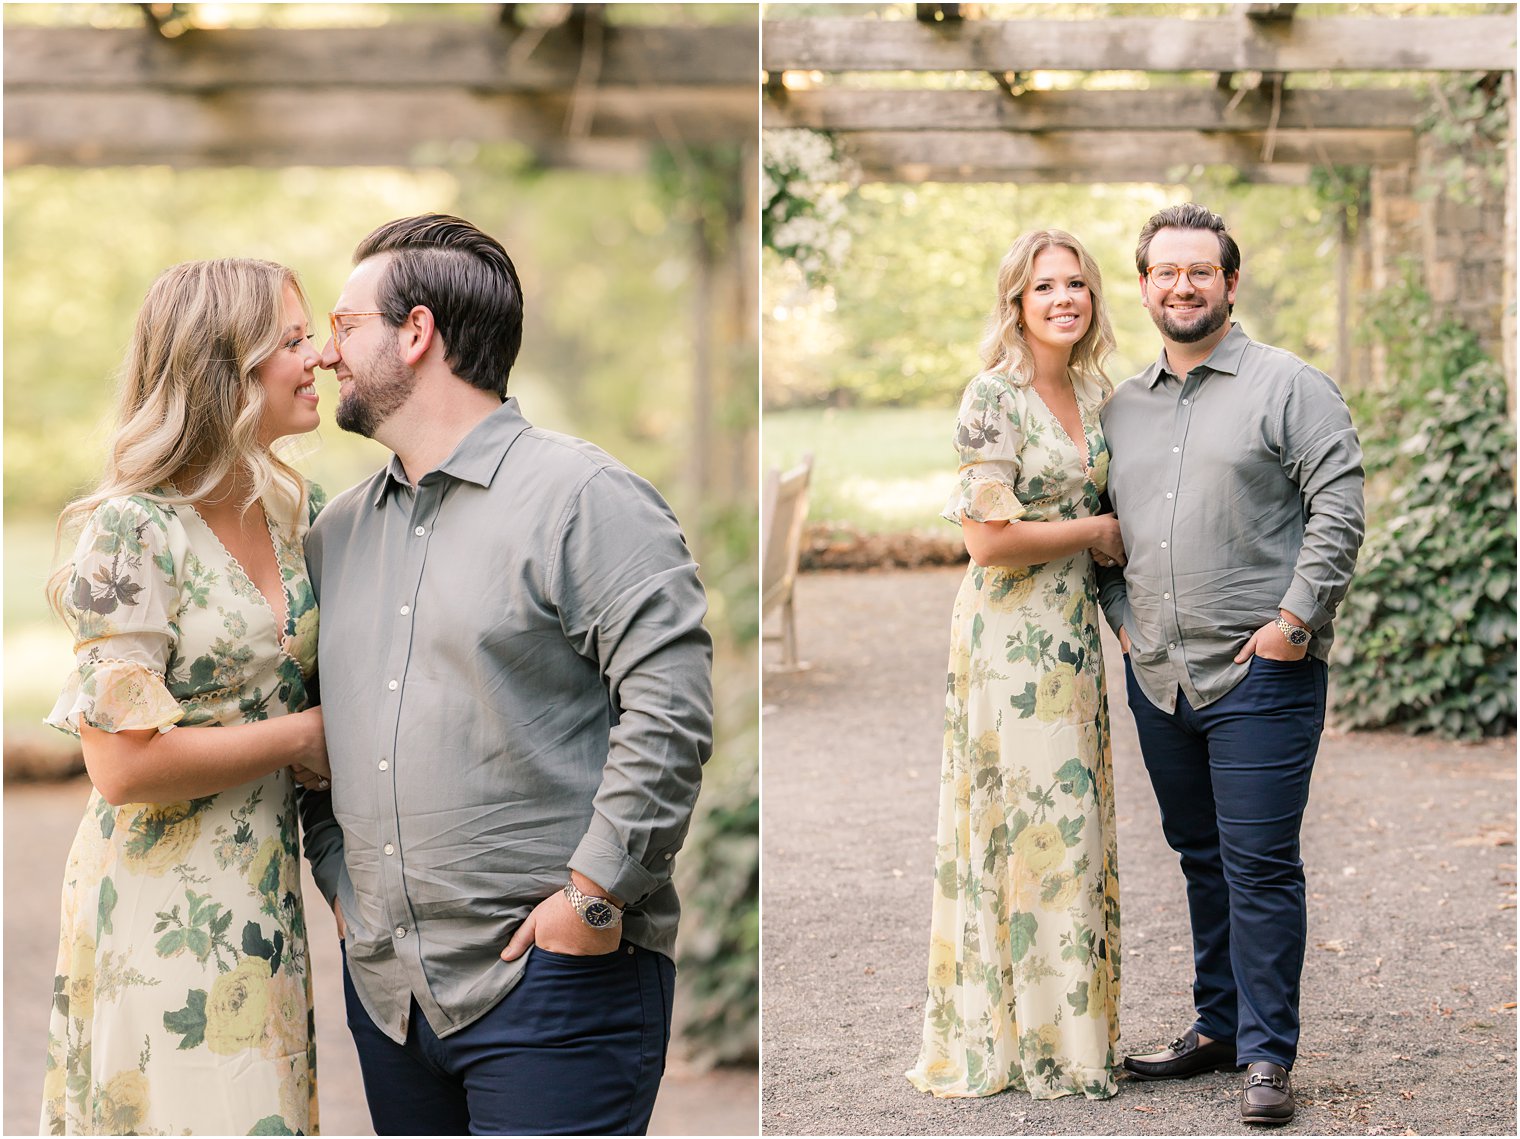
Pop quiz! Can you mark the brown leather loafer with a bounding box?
[1123,1027,1238,1080]
[1241,1061,1294,1125]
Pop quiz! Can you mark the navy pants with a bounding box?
[343,942,675,1136]
[1125,654,1327,1069]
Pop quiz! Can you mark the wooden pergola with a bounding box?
[763,3,1516,391]
[4,5,760,504]
[762,4,1515,185]
[5,8,756,170]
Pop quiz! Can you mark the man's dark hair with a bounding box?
[1134,203,1242,280]
[355,214,524,397]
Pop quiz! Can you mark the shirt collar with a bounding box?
[1143,321,1251,388]
[371,397,531,507]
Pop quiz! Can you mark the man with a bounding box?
[301,214,713,1135]
[1097,203,1364,1126]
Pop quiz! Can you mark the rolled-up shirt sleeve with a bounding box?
[553,466,714,907]
[1277,367,1366,630]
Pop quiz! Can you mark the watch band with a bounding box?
[1275,617,1310,647]
[563,881,624,929]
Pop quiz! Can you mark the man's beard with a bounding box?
[1153,296,1229,344]
[336,347,413,438]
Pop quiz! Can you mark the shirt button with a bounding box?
[400,605,410,615]
[1182,398,1190,405]
[383,843,395,856]
[1171,446,1180,453]
[414,525,426,536]
[387,680,398,691]
[664,852,673,860]
[395,926,408,939]
[378,759,389,771]
[1163,592,1171,600]
[1166,492,1174,499]
[1160,541,1168,549]
[1169,641,1178,649]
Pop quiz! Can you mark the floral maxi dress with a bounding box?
[42,488,324,1135]
[906,372,1121,1100]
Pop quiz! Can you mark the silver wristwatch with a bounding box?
[563,881,623,929]
[1275,617,1310,648]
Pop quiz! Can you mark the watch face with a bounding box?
[583,901,616,928]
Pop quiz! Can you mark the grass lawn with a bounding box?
[762,406,955,535]
[5,519,75,734]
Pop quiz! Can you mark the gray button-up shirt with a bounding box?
[301,397,713,1042]
[1098,323,1364,713]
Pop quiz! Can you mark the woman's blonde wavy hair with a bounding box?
[979,229,1116,395]
[49,258,310,617]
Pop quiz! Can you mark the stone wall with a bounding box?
[1369,76,1513,398]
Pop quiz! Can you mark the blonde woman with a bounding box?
[42,259,329,1135]
[906,230,1124,1101]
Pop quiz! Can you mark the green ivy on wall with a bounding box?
[1332,272,1516,740]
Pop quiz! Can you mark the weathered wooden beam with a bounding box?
[5,22,758,93]
[3,88,753,169]
[762,16,1516,73]
[764,87,1422,132]
[838,128,1416,175]
[856,162,1316,186]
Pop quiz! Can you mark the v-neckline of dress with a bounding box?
[179,496,296,658]
[1027,381,1093,472]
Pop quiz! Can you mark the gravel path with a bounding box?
[4,779,757,1136]
[761,567,1516,1137]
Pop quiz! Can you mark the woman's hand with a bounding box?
[1087,513,1126,568]
[288,707,330,789]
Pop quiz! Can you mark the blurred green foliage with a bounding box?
[763,178,1343,410]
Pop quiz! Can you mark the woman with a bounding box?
[905,230,1124,1101]
[42,259,329,1135]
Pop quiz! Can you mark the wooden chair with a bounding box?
[761,452,813,671]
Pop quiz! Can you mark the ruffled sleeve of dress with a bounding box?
[46,495,184,737]
[941,372,1028,525]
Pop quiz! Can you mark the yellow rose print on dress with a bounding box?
[99,1068,151,1133]
[1036,1023,1061,1055]
[1087,963,1110,1018]
[1088,449,1110,492]
[246,836,284,898]
[206,955,272,1055]
[927,935,958,988]
[950,645,972,702]
[1040,870,1082,912]
[264,978,307,1059]
[987,567,1038,613]
[278,1058,313,1130]
[122,801,204,876]
[1073,673,1101,723]
[67,931,97,1019]
[971,730,1001,769]
[1013,822,1066,876]
[42,1057,66,1108]
[1034,663,1079,722]
[284,605,320,673]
